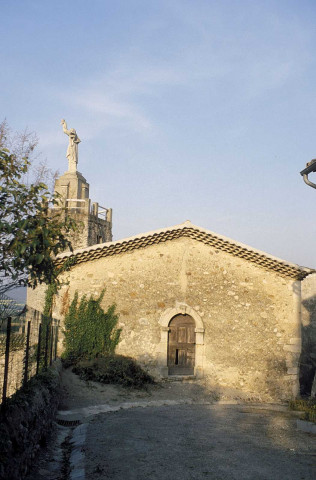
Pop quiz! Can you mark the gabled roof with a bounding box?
[56,221,314,280]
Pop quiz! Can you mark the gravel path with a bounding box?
[26,368,316,479]
[85,404,316,480]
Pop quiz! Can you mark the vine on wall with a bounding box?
[62,289,121,363]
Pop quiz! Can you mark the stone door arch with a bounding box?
[158,303,205,378]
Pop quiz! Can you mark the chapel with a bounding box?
[27,122,316,401]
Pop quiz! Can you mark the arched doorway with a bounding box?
[168,314,195,375]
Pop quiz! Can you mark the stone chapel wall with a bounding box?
[27,237,301,401]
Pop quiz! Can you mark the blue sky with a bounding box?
[2,0,316,270]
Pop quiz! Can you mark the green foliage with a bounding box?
[73,355,155,389]
[43,283,58,317]
[37,259,77,370]
[33,285,59,371]
[62,290,121,362]
[289,397,316,423]
[0,145,78,294]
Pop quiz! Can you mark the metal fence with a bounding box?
[0,305,60,406]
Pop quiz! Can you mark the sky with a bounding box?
[2,0,316,277]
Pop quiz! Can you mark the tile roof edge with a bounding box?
[56,220,195,259]
[56,220,315,274]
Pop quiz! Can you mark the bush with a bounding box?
[62,290,121,363]
[72,355,155,389]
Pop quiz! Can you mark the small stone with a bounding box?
[283,344,301,353]
[287,367,298,374]
[289,337,301,345]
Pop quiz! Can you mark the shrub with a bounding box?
[62,290,121,363]
[72,355,155,389]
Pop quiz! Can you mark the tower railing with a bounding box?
[51,198,112,222]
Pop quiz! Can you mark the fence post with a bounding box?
[23,321,31,387]
[44,324,49,370]
[2,317,12,407]
[36,323,42,374]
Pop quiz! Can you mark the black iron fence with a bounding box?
[0,306,60,406]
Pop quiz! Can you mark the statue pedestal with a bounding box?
[54,170,90,201]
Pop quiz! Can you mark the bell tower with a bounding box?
[53,120,112,250]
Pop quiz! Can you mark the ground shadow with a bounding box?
[300,294,316,396]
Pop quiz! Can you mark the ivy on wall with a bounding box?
[38,257,78,368]
[62,289,121,363]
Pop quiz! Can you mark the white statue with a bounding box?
[61,119,81,172]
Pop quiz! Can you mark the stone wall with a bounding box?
[0,349,24,399]
[54,208,112,251]
[0,362,61,480]
[88,213,112,245]
[27,237,302,401]
[0,310,52,401]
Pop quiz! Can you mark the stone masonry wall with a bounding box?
[56,211,112,251]
[88,215,112,245]
[27,237,301,401]
[0,362,61,480]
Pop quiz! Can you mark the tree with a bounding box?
[0,145,78,294]
[0,119,58,190]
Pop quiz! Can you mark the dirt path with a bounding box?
[85,404,316,480]
[26,368,218,479]
[60,368,316,480]
[58,367,219,413]
[27,368,316,480]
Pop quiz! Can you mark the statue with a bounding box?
[61,119,81,172]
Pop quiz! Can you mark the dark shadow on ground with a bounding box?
[300,295,316,396]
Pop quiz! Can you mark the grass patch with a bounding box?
[72,355,155,389]
[289,397,316,423]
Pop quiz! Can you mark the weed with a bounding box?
[289,397,316,423]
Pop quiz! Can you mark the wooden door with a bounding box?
[168,314,195,375]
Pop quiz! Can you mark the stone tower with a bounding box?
[54,171,112,250]
[53,120,112,250]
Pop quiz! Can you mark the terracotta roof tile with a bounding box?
[55,221,314,280]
